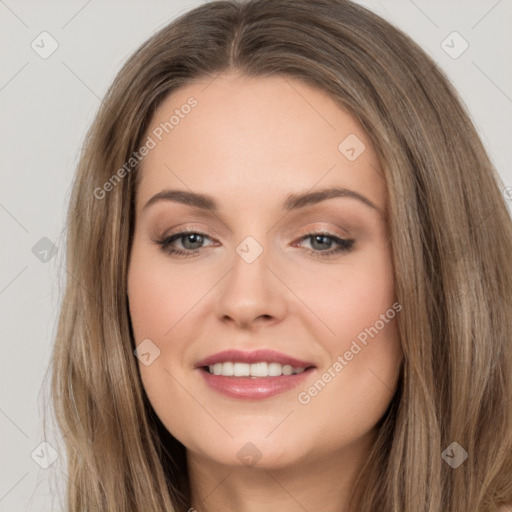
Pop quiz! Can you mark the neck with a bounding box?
[186,430,375,512]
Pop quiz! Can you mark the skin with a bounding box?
[127,72,404,512]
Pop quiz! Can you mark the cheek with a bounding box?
[293,242,402,423]
[127,246,209,339]
[127,247,195,430]
[308,316,402,433]
[292,242,397,348]
[295,295,402,449]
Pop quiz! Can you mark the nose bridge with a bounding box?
[229,232,271,296]
[215,230,286,326]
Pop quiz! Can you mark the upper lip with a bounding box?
[195,349,315,369]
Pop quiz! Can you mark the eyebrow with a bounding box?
[142,186,383,216]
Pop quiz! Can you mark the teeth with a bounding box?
[207,362,307,377]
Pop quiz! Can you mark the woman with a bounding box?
[47,0,512,510]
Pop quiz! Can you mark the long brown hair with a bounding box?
[46,0,512,510]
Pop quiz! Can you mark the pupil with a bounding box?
[312,235,330,250]
[185,233,202,249]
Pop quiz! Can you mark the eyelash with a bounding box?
[154,228,355,259]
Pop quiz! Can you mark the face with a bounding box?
[127,73,403,470]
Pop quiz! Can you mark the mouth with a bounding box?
[195,349,317,400]
[196,361,317,401]
[202,361,314,378]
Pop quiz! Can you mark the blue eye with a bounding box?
[155,229,213,258]
[297,233,355,257]
[155,229,355,258]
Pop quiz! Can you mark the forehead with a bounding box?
[135,73,386,215]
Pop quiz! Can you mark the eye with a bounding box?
[155,229,215,257]
[294,232,355,258]
[154,229,355,258]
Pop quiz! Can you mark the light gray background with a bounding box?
[1,1,511,510]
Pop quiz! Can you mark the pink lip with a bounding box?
[195,349,316,400]
[195,349,315,368]
[198,367,316,400]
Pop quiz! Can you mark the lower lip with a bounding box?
[198,367,315,400]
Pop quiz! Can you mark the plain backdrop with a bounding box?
[0,0,511,510]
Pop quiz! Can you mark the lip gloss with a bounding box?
[198,367,315,399]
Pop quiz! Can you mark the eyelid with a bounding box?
[286,222,352,241]
[159,223,218,239]
[160,223,351,243]
[156,231,355,261]
[156,224,354,254]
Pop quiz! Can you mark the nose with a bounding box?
[215,241,288,329]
